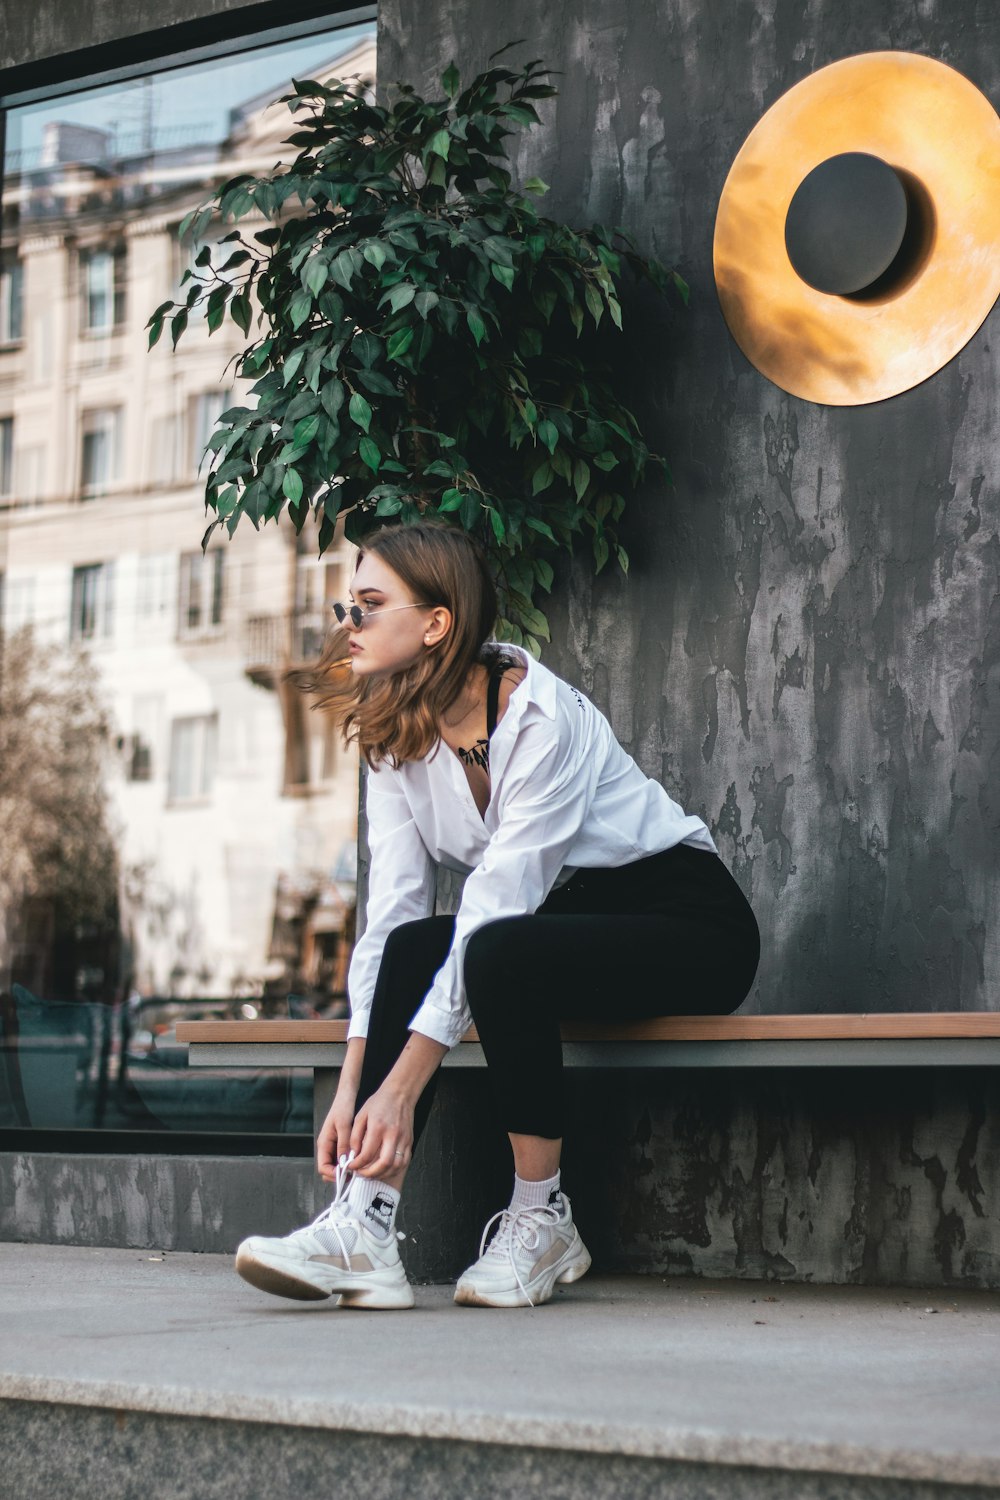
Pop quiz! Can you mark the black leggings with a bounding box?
[356,844,760,1141]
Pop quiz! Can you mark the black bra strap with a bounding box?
[486,662,504,739]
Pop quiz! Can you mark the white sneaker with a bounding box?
[235,1158,414,1310]
[454,1193,592,1308]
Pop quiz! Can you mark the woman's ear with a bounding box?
[424,606,452,647]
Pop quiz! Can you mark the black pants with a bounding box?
[356,844,760,1141]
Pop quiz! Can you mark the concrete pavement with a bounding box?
[1,1242,999,1498]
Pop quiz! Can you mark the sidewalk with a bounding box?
[1,1242,999,1499]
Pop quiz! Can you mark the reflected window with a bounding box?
[0,416,12,499]
[190,390,231,474]
[5,573,35,629]
[0,17,370,1148]
[168,713,218,802]
[70,560,115,640]
[80,245,126,334]
[80,406,122,495]
[0,253,23,344]
[178,549,224,638]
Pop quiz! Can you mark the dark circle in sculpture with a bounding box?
[784,152,909,295]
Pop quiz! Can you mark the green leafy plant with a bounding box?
[148,46,687,654]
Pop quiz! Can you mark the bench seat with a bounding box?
[177,1013,1000,1069]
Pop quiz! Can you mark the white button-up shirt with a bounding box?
[347,646,716,1050]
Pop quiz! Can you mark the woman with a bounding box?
[236,521,759,1309]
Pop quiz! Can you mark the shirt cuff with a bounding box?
[346,1011,370,1041]
[407,995,468,1050]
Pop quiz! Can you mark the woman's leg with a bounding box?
[354,914,455,1150]
[464,850,759,1147]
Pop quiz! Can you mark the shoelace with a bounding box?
[302,1153,358,1263]
[305,1153,405,1255]
[479,1203,561,1308]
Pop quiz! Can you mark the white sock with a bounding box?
[510,1170,562,1212]
[347,1175,400,1240]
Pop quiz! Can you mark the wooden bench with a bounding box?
[178,1012,1000,1074]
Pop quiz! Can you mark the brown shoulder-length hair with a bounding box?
[300,521,500,768]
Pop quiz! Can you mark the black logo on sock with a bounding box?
[365,1193,394,1229]
[548,1189,562,1208]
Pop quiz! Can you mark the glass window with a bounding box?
[0,19,371,1147]
[80,407,122,495]
[168,713,218,802]
[190,390,231,474]
[0,253,23,344]
[80,246,126,334]
[178,549,224,637]
[70,560,115,641]
[0,416,12,497]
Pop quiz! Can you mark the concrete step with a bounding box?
[1,1243,1000,1499]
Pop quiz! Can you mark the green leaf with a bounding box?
[535,558,554,591]
[584,283,604,326]
[282,347,306,386]
[289,289,312,330]
[466,306,487,346]
[523,176,549,195]
[387,327,415,361]
[230,291,252,334]
[302,257,328,296]
[531,461,554,495]
[353,331,383,370]
[607,295,623,330]
[414,290,439,319]
[616,544,630,575]
[537,419,558,455]
[147,318,164,350]
[439,488,464,512]
[526,517,556,541]
[359,436,381,471]
[293,414,320,446]
[283,468,303,503]
[349,392,373,432]
[170,309,189,349]
[520,605,551,640]
[593,534,609,573]
[491,263,515,292]
[388,283,416,313]
[426,128,451,159]
[376,495,403,516]
[362,241,389,270]
[573,458,591,502]
[489,508,506,544]
[593,451,619,471]
[321,381,345,418]
[442,62,461,97]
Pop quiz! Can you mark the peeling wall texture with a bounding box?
[380,0,1000,1015]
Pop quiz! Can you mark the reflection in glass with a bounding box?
[0,22,374,1138]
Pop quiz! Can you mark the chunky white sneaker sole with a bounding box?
[453,1227,592,1309]
[235,1239,415,1309]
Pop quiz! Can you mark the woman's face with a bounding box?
[343,551,451,678]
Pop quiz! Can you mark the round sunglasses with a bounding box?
[332,601,436,629]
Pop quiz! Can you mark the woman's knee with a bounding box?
[464,917,529,1014]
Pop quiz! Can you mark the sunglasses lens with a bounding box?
[332,603,346,623]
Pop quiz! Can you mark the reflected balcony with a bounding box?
[244,610,329,689]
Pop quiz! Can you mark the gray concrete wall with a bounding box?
[0,0,318,74]
[378,0,1000,1016]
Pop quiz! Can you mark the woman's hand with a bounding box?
[349,1083,416,1179]
[316,1087,358,1183]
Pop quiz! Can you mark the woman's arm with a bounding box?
[348,1031,449,1179]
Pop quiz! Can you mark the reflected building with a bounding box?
[0,34,375,1009]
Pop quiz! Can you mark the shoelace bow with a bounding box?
[480,1203,561,1308]
[305,1153,404,1256]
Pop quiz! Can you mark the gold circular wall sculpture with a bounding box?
[713,52,1000,406]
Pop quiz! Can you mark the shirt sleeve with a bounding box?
[407,710,599,1049]
[346,764,436,1041]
